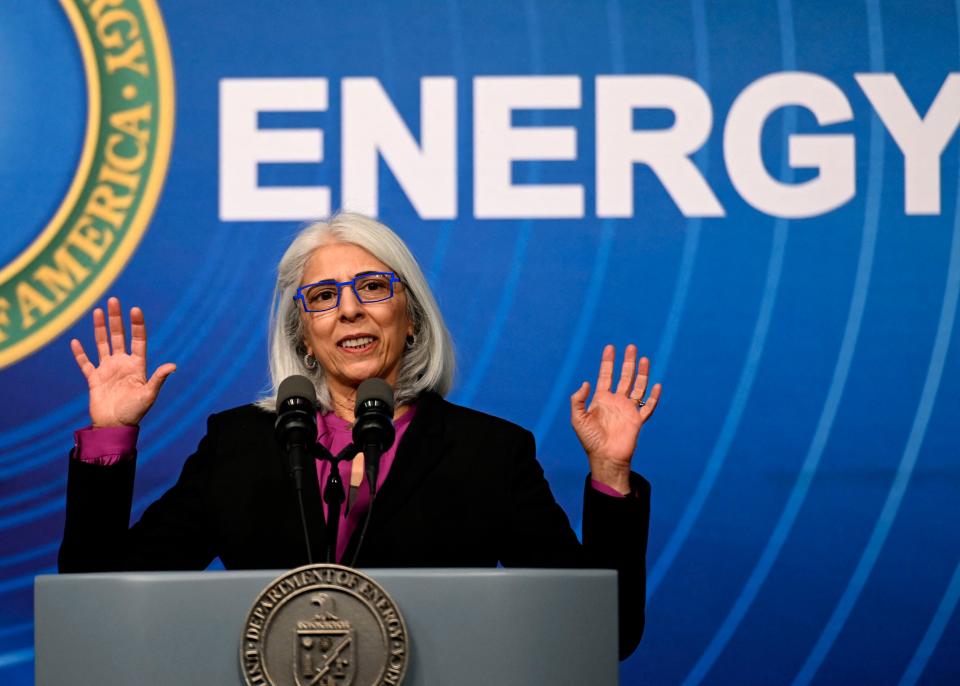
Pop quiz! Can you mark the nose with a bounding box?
[337,284,365,320]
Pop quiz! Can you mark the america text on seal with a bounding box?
[0,0,174,367]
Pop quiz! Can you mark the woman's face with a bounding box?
[299,242,413,400]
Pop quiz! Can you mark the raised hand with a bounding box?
[70,297,176,428]
[570,344,661,493]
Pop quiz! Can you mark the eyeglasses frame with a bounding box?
[294,271,403,314]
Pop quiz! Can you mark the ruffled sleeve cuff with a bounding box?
[72,425,139,466]
[589,474,647,498]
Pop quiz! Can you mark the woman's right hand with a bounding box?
[70,296,176,428]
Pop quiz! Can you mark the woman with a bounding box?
[60,212,661,658]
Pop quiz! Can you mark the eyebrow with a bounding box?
[306,270,385,285]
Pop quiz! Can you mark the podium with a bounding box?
[35,569,619,685]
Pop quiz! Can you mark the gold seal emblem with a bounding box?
[0,0,174,367]
[241,564,409,686]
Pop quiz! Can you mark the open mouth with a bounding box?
[337,335,377,351]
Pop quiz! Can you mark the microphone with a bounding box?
[347,378,395,567]
[276,375,318,489]
[352,378,395,497]
[275,375,318,563]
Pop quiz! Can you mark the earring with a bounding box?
[405,334,416,348]
[304,353,318,370]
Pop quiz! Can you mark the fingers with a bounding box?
[70,338,96,380]
[599,343,648,398]
[570,381,590,427]
[639,383,662,422]
[595,344,615,392]
[615,344,638,394]
[129,307,147,358]
[630,356,650,402]
[107,297,127,356]
[92,307,110,362]
[570,381,590,411]
[147,363,177,395]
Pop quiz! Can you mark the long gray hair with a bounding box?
[257,212,455,412]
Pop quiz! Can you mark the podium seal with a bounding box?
[241,564,408,686]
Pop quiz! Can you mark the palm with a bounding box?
[574,387,647,465]
[570,345,661,485]
[71,298,176,428]
[87,354,152,426]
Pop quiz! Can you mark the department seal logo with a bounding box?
[241,565,409,686]
[0,0,174,368]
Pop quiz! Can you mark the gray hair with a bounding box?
[257,212,455,412]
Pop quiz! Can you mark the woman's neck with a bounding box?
[329,388,409,423]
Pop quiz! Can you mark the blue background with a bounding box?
[1,0,959,683]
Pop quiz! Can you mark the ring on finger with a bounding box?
[633,398,646,408]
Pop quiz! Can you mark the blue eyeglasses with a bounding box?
[294,272,402,313]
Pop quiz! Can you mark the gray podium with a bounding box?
[35,569,618,685]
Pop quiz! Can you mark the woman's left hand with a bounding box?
[570,344,662,494]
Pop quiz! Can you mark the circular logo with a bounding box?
[0,0,174,368]
[241,564,409,686]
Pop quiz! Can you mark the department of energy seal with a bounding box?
[241,564,409,686]
[0,0,174,368]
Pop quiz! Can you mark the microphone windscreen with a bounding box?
[277,375,318,410]
[355,378,394,414]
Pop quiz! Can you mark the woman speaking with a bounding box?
[59,212,662,658]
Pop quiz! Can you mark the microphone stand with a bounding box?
[347,444,381,569]
[314,443,358,564]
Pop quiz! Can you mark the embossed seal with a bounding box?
[241,564,408,686]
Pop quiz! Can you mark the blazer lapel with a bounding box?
[300,454,328,563]
[250,409,327,566]
[342,392,446,562]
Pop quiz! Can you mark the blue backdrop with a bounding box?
[2,0,959,683]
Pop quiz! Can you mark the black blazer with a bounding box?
[59,392,650,657]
